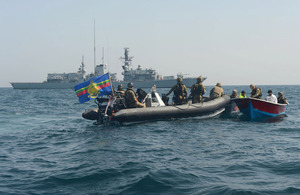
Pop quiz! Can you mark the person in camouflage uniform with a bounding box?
[250,84,262,99]
[166,77,188,105]
[210,82,225,100]
[115,84,125,98]
[230,89,239,98]
[190,76,206,103]
[277,92,289,104]
[124,83,145,108]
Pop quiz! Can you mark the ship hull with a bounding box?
[10,82,81,89]
[11,77,203,89]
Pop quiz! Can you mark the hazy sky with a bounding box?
[1,0,300,87]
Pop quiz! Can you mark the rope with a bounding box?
[190,101,204,108]
[173,102,192,110]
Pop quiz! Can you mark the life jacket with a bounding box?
[174,83,187,98]
[230,94,238,98]
[115,90,125,98]
[278,96,288,104]
[124,88,137,107]
[210,86,224,99]
[239,93,247,98]
[251,87,262,99]
[191,83,205,96]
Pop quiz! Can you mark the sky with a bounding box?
[1,0,300,87]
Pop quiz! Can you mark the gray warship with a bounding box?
[110,48,206,89]
[11,57,95,89]
[10,48,206,89]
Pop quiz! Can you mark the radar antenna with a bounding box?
[119,47,134,71]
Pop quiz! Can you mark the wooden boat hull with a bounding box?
[232,98,287,120]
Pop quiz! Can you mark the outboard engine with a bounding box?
[82,96,126,125]
[94,97,110,125]
[82,97,109,121]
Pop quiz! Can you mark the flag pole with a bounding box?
[108,72,115,98]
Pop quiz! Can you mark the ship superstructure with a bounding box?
[46,56,87,83]
[10,48,205,89]
[120,48,157,82]
[11,57,91,89]
[111,48,206,88]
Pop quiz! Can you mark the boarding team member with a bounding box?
[250,84,262,99]
[166,77,188,105]
[230,89,239,98]
[277,92,289,104]
[115,84,125,98]
[190,76,206,103]
[124,83,145,108]
[210,82,225,100]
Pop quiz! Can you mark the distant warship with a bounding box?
[10,48,205,89]
[109,48,206,89]
[10,56,96,89]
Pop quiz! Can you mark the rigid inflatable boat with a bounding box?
[82,88,231,125]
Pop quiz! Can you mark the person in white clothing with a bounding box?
[265,90,277,103]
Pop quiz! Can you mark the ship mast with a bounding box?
[81,55,85,71]
[93,19,96,75]
[120,47,134,71]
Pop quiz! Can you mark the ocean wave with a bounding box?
[117,168,199,195]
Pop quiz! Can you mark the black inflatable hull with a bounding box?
[83,95,230,124]
[82,108,99,120]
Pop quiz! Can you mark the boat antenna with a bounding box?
[93,19,96,75]
[102,47,104,65]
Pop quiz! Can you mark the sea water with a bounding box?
[0,86,300,195]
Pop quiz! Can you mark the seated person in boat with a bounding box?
[124,83,146,108]
[230,89,239,98]
[277,92,289,104]
[115,84,125,98]
[265,90,277,103]
[166,77,188,105]
[210,82,225,100]
[239,90,247,98]
[190,76,206,103]
[250,84,262,99]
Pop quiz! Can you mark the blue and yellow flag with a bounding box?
[74,73,112,103]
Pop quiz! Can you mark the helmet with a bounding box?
[197,76,203,82]
[117,84,123,91]
[216,82,222,87]
[278,92,283,96]
[250,84,255,89]
[127,82,134,88]
[177,77,183,83]
[232,89,237,94]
